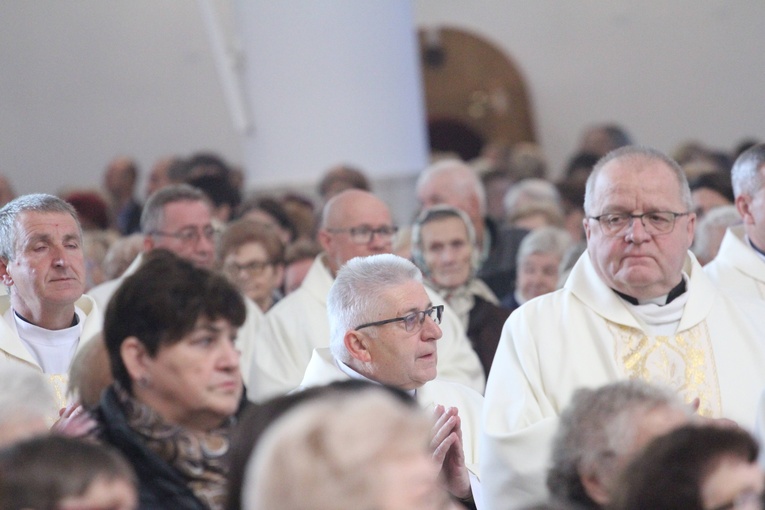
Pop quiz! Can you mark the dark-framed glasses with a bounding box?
[150,225,219,245]
[588,211,690,237]
[326,225,398,245]
[223,259,272,278]
[355,305,444,333]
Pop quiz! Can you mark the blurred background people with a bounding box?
[412,205,509,378]
[610,425,763,510]
[317,163,371,203]
[242,386,461,510]
[546,380,693,510]
[103,156,142,235]
[503,226,572,310]
[218,218,285,313]
[0,435,138,510]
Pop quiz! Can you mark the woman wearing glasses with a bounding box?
[218,218,285,313]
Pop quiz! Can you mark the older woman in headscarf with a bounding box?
[93,249,247,510]
[412,205,510,378]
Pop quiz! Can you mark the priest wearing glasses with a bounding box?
[481,146,765,510]
[298,253,484,509]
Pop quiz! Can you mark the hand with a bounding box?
[50,402,97,438]
[431,405,472,500]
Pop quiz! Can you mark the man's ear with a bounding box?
[317,228,332,253]
[343,330,372,363]
[579,467,611,506]
[736,194,754,225]
[120,336,151,382]
[0,258,13,287]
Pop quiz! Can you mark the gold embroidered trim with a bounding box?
[609,320,721,418]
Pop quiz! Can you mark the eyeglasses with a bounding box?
[223,259,272,277]
[709,488,763,510]
[355,305,444,333]
[150,225,218,245]
[325,225,398,244]
[588,211,690,237]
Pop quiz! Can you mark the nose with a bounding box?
[50,245,67,267]
[625,216,651,243]
[421,314,442,342]
[218,339,241,369]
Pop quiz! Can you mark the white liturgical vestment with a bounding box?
[249,254,485,401]
[0,294,102,422]
[704,225,765,300]
[299,347,484,480]
[481,250,765,510]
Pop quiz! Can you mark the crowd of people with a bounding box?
[1,124,765,510]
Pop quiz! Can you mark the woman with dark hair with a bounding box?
[610,424,763,510]
[93,249,247,509]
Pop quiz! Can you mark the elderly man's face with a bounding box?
[146,200,216,270]
[2,211,85,319]
[584,158,695,299]
[320,191,395,274]
[362,280,442,391]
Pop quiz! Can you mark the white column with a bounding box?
[234,0,428,191]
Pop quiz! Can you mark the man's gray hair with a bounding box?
[0,194,81,261]
[416,159,487,216]
[516,226,572,268]
[731,143,765,198]
[140,183,208,234]
[327,254,422,363]
[583,146,693,216]
[547,379,693,509]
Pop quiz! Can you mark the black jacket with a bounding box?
[94,386,209,510]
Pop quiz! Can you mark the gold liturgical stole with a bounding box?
[609,321,721,418]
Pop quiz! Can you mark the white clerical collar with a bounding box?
[615,273,688,306]
[335,359,417,398]
[746,235,765,264]
[13,307,84,374]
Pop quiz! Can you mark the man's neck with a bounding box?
[11,300,78,331]
[613,277,687,306]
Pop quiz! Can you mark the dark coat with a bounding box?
[94,386,209,510]
[467,295,511,379]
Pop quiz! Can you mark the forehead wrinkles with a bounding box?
[594,160,683,211]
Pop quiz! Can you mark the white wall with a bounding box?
[0,1,240,197]
[414,1,765,175]
[1,1,764,201]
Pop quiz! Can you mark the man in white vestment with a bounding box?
[481,146,765,510]
[250,189,484,401]
[88,184,262,385]
[0,194,102,421]
[299,253,483,507]
[704,143,765,298]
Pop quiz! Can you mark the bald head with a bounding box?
[416,159,486,243]
[318,190,396,275]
